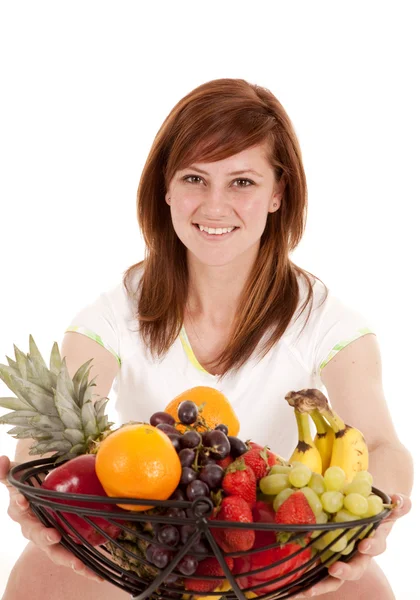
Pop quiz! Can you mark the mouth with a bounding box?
[192,223,239,240]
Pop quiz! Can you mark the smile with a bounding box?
[192,223,239,240]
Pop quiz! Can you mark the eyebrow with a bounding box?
[184,165,264,178]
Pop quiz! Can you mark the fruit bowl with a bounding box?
[9,457,392,600]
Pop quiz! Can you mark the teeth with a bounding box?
[198,225,235,235]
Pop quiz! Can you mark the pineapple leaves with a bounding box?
[0,396,33,411]
[72,359,94,408]
[1,336,113,459]
[29,335,48,369]
[49,342,62,375]
[13,346,28,380]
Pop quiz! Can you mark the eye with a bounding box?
[182,175,254,187]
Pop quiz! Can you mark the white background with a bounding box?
[0,1,418,598]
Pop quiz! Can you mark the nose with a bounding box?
[201,187,230,219]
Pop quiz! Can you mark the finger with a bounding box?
[328,554,371,581]
[300,576,345,597]
[384,493,411,522]
[358,528,388,556]
[0,456,16,488]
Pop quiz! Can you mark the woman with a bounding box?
[0,78,413,599]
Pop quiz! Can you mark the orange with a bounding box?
[164,386,240,436]
[95,423,181,511]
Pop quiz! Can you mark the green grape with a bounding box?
[343,479,372,498]
[313,533,329,550]
[288,464,312,488]
[300,486,323,516]
[323,529,348,552]
[340,539,355,555]
[273,487,294,512]
[316,510,329,524]
[321,491,344,513]
[269,464,292,475]
[333,509,361,523]
[259,473,290,495]
[308,472,326,496]
[324,466,346,492]
[363,495,384,517]
[353,470,373,485]
[344,493,369,516]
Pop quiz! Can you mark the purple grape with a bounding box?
[186,480,209,501]
[199,463,224,489]
[156,423,179,436]
[181,467,198,486]
[164,573,179,585]
[157,525,180,547]
[215,423,229,435]
[186,508,195,519]
[201,431,213,447]
[167,433,181,452]
[200,452,216,466]
[180,524,196,544]
[170,488,186,501]
[207,430,231,459]
[152,547,172,569]
[181,430,201,449]
[178,401,198,425]
[146,543,157,563]
[192,538,209,555]
[150,411,176,427]
[176,554,198,576]
[228,436,248,458]
[179,448,196,468]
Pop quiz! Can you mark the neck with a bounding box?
[186,251,257,327]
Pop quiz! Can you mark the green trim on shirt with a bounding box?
[179,325,212,375]
[319,327,375,372]
[65,326,122,366]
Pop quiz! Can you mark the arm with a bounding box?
[297,333,413,597]
[320,333,413,497]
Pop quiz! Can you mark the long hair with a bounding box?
[123,78,327,378]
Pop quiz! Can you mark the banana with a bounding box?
[289,409,323,474]
[320,406,369,482]
[285,388,368,482]
[309,409,335,474]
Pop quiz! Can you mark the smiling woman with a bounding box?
[0,76,413,600]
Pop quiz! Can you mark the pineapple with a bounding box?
[0,336,113,462]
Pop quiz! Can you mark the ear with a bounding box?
[268,175,286,213]
[165,194,171,206]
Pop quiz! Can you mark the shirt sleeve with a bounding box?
[65,291,122,366]
[313,292,375,379]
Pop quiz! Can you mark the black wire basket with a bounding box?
[9,457,392,600]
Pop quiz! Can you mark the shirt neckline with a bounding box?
[179,324,220,378]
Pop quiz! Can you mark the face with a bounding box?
[165,143,284,269]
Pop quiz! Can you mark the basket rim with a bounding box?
[8,456,393,530]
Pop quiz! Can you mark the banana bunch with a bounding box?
[285,389,368,482]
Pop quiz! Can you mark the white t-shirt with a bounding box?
[65,268,374,459]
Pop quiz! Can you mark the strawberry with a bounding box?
[232,554,252,590]
[249,496,313,595]
[242,446,277,481]
[250,542,311,595]
[211,496,255,552]
[217,455,234,470]
[222,458,257,506]
[184,556,234,593]
[275,491,316,526]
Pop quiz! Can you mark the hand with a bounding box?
[291,493,411,598]
[0,455,103,583]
